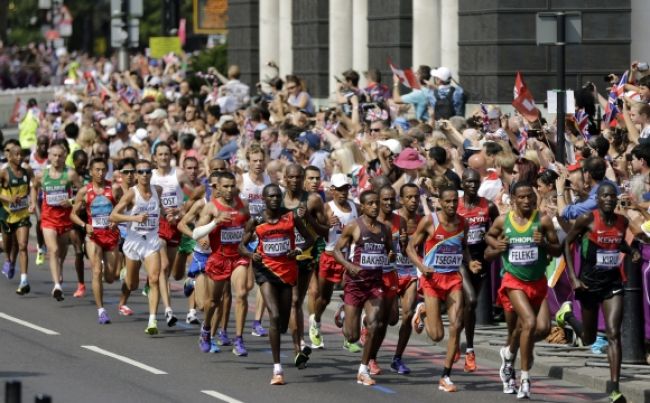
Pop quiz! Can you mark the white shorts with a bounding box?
[123,234,161,261]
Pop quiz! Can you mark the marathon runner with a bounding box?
[556,182,638,403]
[484,181,561,398]
[0,142,34,295]
[70,158,120,324]
[239,183,314,385]
[407,185,471,393]
[114,157,137,317]
[457,169,499,372]
[110,159,165,335]
[333,190,393,386]
[29,135,49,266]
[70,149,90,298]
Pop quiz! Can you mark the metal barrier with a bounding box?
[0,87,62,128]
[4,381,52,403]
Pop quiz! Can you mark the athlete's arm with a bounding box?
[178,199,205,238]
[487,200,500,223]
[69,187,90,233]
[306,193,330,237]
[563,212,591,289]
[290,211,314,257]
[109,188,140,223]
[30,173,40,212]
[238,218,261,262]
[539,214,562,257]
[406,214,434,275]
[384,224,395,262]
[0,170,12,203]
[484,215,507,250]
[333,222,362,276]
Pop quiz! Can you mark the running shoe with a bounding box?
[232,337,248,356]
[504,377,517,394]
[35,250,45,266]
[142,283,149,297]
[499,346,515,383]
[591,335,608,355]
[453,347,461,363]
[356,372,376,386]
[119,267,126,282]
[52,286,64,301]
[199,327,211,352]
[438,376,457,393]
[464,351,477,372]
[73,283,86,298]
[343,339,362,353]
[251,321,268,337]
[145,320,158,335]
[16,281,30,296]
[98,310,111,325]
[165,310,178,327]
[368,359,382,375]
[270,372,285,385]
[609,390,625,403]
[412,302,426,334]
[334,304,345,328]
[183,277,194,297]
[294,352,309,369]
[186,310,200,325]
[555,301,572,328]
[118,305,134,316]
[309,315,324,349]
[2,261,14,279]
[217,329,232,346]
[390,357,411,375]
[517,378,531,399]
[209,339,221,353]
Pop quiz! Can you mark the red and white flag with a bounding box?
[512,72,539,122]
[9,98,26,125]
[388,58,420,90]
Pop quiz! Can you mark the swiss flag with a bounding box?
[512,72,539,122]
[388,58,420,90]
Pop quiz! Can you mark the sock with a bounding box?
[466,347,474,353]
[521,370,529,380]
[20,274,27,283]
[149,314,156,323]
[54,282,62,290]
[98,307,106,314]
[273,363,283,374]
[442,367,451,377]
[565,312,584,338]
[358,364,369,374]
[503,346,514,360]
[165,307,173,314]
[189,308,196,315]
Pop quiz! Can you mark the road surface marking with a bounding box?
[0,312,60,335]
[201,390,246,403]
[81,345,167,375]
[372,385,397,394]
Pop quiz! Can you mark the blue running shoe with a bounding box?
[98,310,111,325]
[2,261,14,279]
[591,335,607,355]
[232,337,248,356]
[209,339,221,353]
[199,327,211,353]
[217,329,232,346]
[251,321,268,337]
[390,357,411,375]
[183,278,195,297]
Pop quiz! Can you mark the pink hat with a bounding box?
[394,148,426,170]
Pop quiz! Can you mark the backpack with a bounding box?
[433,87,455,120]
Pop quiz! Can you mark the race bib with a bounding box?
[46,191,68,206]
[294,229,306,248]
[508,245,538,266]
[160,192,177,208]
[596,250,620,269]
[433,253,463,268]
[249,200,265,216]
[467,226,485,245]
[221,227,244,244]
[92,214,110,229]
[135,214,158,231]
[9,196,29,212]
[360,253,388,269]
[263,237,290,256]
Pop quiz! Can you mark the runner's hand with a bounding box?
[346,264,362,277]
[632,249,641,263]
[199,238,209,250]
[135,213,148,224]
[287,248,302,258]
[251,252,263,263]
[533,228,543,244]
[495,234,508,252]
[469,260,482,274]
[328,212,340,227]
[296,203,306,218]
[85,223,94,236]
[388,250,396,263]
[570,277,588,292]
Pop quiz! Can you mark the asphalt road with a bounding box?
[0,245,609,403]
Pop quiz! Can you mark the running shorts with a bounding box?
[498,272,548,312]
[343,269,384,307]
[188,251,210,278]
[419,271,463,301]
[205,253,249,282]
[123,234,161,261]
[319,252,345,284]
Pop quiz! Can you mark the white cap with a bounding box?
[146,108,167,120]
[100,117,117,127]
[431,66,452,82]
[487,107,501,120]
[131,128,148,145]
[107,127,117,136]
[377,139,402,155]
[330,173,351,188]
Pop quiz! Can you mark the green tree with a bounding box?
[6,0,41,45]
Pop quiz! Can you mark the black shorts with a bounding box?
[576,268,623,308]
[253,261,293,287]
[6,217,31,233]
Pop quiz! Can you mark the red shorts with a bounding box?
[41,220,72,235]
[205,253,250,282]
[498,272,548,312]
[158,216,181,247]
[344,270,384,307]
[90,228,120,251]
[382,271,400,299]
[397,275,417,295]
[419,271,463,301]
[319,252,345,283]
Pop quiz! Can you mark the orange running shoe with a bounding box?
[438,376,458,392]
[368,359,382,375]
[453,347,461,363]
[464,351,477,372]
[270,372,285,385]
[356,372,376,386]
[411,302,426,334]
[73,283,86,298]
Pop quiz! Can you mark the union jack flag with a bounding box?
[480,103,490,132]
[604,70,628,125]
[574,108,590,140]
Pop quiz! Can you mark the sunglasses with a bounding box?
[121,169,135,174]
[286,85,297,90]
[137,169,152,175]
[370,128,381,132]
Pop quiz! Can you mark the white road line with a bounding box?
[81,345,167,375]
[201,390,246,403]
[0,312,60,335]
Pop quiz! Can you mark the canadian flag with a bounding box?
[512,72,539,122]
[388,58,420,90]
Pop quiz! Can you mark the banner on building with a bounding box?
[149,37,183,59]
[193,0,228,34]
